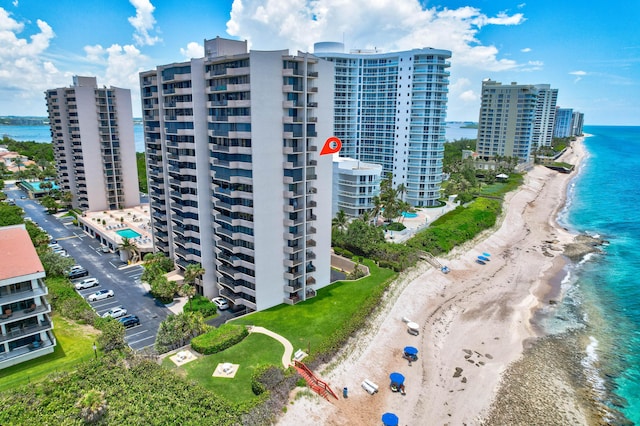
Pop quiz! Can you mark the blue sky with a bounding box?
[0,0,638,125]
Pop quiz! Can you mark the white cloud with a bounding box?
[128,0,161,46]
[227,0,526,72]
[570,70,587,83]
[517,3,526,8]
[0,8,62,96]
[521,47,531,53]
[459,90,477,102]
[82,43,149,89]
[180,41,204,59]
[12,0,18,7]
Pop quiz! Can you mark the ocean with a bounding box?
[542,126,640,424]
[0,124,146,152]
[1,122,477,152]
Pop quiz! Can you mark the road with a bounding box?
[4,182,171,351]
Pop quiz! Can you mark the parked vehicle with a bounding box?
[87,289,114,302]
[101,307,127,319]
[100,245,110,253]
[211,296,229,310]
[48,243,62,251]
[54,249,70,258]
[118,315,140,328]
[68,268,89,279]
[74,278,99,290]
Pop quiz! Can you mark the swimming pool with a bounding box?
[402,211,418,218]
[116,228,141,239]
[21,180,59,192]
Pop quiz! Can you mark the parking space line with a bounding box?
[125,330,148,339]
[127,335,155,345]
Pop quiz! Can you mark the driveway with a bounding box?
[5,182,170,351]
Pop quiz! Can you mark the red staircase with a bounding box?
[293,360,339,401]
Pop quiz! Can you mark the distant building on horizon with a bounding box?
[45,76,140,211]
[554,107,574,138]
[571,111,584,136]
[140,37,333,312]
[315,42,452,207]
[476,79,538,164]
[532,84,558,148]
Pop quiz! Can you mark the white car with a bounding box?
[87,289,114,302]
[55,250,70,258]
[49,243,62,251]
[101,307,127,319]
[212,297,229,310]
[74,278,99,290]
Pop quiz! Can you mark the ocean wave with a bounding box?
[581,336,617,423]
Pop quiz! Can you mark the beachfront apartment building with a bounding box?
[554,107,574,138]
[0,224,55,369]
[532,84,558,148]
[45,76,140,211]
[140,37,333,312]
[332,157,382,218]
[314,42,451,207]
[476,79,539,163]
[572,111,584,136]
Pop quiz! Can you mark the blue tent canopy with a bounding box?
[389,372,405,385]
[381,412,399,426]
[403,346,418,355]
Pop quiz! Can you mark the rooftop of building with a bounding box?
[0,224,45,282]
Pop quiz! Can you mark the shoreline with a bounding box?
[278,136,590,425]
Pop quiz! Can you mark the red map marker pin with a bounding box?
[320,136,342,155]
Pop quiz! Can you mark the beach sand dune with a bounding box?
[279,139,588,425]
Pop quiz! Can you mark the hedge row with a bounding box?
[407,197,501,255]
[183,295,218,318]
[191,323,249,355]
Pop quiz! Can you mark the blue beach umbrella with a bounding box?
[482,252,491,257]
[403,346,418,356]
[389,372,405,385]
[381,412,399,426]
[478,255,489,262]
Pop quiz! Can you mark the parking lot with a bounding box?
[5,182,171,351]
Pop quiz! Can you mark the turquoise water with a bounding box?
[401,211,418,218]
[1,124,145,152]
[545,126,640,423]
[115,228,141,239]
[23,180,59,191]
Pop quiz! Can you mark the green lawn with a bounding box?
[0,314,100,391]
[232,261,396,352]
[164,332,283,403]
[167,260,396,404]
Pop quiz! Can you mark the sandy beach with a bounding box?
[279,138,589,425]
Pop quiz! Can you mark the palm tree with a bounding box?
[11,156,24,173]
[118,237,139,263]
[371,195,383,226]
[178,283,196,311]
[183,262,205,285]
[332,209,348,233]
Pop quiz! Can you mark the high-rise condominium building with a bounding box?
[532,84,558,148]
[476,79,539,162]
[571,111,584,136]
[140,37,333,312]
[45,76,140,211]
[314,43,451,207]
[554,107,574,138]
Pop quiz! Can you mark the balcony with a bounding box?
[0,319,52,343]
[0,282,48,305]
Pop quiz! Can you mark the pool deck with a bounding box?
[78,205,153,255]
[382,201,458,243]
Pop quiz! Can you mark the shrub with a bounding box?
[386,222,406,231]
[191,324,249,355]
[251,364,284,396]
[332,247,353,258]
[183,295,218,318]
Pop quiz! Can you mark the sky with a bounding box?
[0,0,638,125]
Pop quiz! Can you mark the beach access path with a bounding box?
[278,138,588,425]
